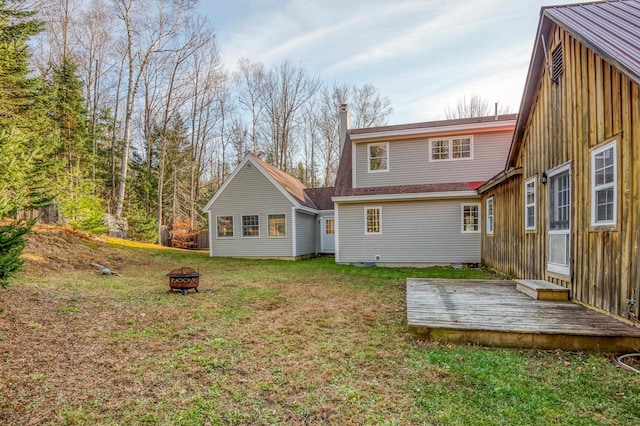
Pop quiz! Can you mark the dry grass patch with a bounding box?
[1,227,639,425]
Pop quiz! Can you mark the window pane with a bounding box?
[268,214,286,237]
[526,207,535,228]
[550,171,570,230]
[463,205,479,232]
[369,144,388,170]
[366,208,380,233]
[452,138,471,158]
[217,216,233,237]
[242,215,259,237]
[431,140,449,160]
[596,188,614,222]
[325,219,334,235]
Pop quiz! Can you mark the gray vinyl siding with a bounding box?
[336,199,481,264]
[295,211,316,257]
[354,131,512,188]
[207,163,295,258]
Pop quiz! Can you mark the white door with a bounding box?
[547,166,571,276]
[321,217,335,253]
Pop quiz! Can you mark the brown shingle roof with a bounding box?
[349,114,518,136]
[303,187,336,210]
[250,154,318,209]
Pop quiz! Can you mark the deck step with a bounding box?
[515,279,570,301]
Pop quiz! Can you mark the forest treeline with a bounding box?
[0,0,394,244]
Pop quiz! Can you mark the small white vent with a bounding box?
[551,44,563,84]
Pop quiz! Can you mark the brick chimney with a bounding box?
[339,103,350,153]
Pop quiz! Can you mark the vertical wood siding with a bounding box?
[354,131,513,188]
[337,199,481,264]
[482,25,640,319]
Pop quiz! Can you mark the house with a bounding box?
[203,154,335,259]
[479,0,640,321]
[332,113,516,266]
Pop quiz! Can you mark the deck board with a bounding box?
[407,279,640,351]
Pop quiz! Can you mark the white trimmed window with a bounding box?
[525,177,536,230]
[461,203,480,233]
[591,141,617,226]
[242,215,260,237]
[268,214,286,237]
[217,216,234,238]
[486,197,494,235]
[365,207,381,234]
[430,137,473,161]
[368,142,388,172]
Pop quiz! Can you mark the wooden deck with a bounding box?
[407,279,640,352]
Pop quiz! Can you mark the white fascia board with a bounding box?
[295,206,318,215]
[350,120,517,141]
[332,190,479,204]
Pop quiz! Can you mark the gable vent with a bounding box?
[551,44,563,84]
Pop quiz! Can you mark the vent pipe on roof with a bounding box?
[339,103,350,154]
[495,102,498,120]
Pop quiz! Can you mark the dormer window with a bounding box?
[429,136,473,161]
[368,142,389,172]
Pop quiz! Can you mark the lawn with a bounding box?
[1,231,639,425]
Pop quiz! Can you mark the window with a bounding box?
[268,214,286,237]
[217,216,234,238]
[324,218,334,235]
[591,141,617,226]
[525,178,536,230]
[365,207,381,234]
[242,215,259,237]
[461,204,480,233]
[368,142,388,172]
[430,137,473,161]
[486,197,494,235]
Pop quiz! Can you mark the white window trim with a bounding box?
[216,215,234,239]
[591,141,617,227]
[364,206,382,235]
[546,162,572,277]
[241,214,260,238]
[429,136,474,162]
[367,142,389,173]
[525,177,536,231]
[267,213,287,238]
[486,197,494,235]
[461,203,481,234]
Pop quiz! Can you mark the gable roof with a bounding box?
[333,115,517,198]
[203,153,336,212]
[508,0,640,166]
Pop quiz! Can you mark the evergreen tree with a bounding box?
[0,1,53,286]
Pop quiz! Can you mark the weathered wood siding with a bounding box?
[336,199,481,265]
[483,24,640,319]
[354,131,513,188]
[208,163,296,258]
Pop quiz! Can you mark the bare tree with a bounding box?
[112,0,196,219]
[260,59,320,171]
[445,94,511,119]
[350,83,393,128]
[235,58,265,153]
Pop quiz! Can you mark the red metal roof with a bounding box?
[544,0,640,84]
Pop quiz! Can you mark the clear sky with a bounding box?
[197,0,595,124]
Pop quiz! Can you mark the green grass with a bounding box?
[2,242,639,425]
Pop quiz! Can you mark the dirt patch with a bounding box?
[21,225,145,275]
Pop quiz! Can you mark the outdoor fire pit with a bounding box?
[166,266,200,295]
